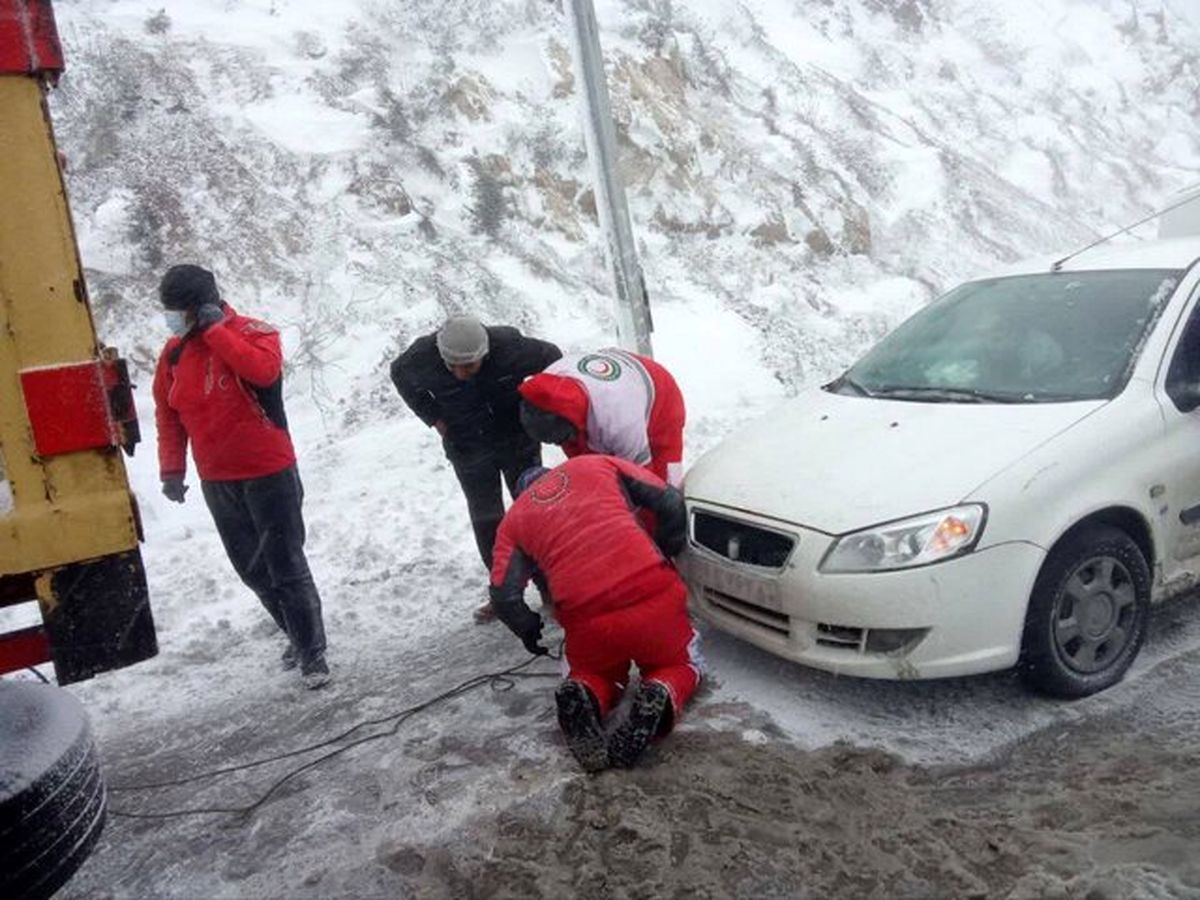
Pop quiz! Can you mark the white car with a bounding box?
[681,235,1200,697]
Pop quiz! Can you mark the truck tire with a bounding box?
[0,682,106,900]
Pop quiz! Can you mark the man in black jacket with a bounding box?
[391,314,561,619]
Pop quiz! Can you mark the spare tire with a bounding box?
[0,682,106,900]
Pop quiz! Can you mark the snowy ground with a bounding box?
[41,585,1200,898]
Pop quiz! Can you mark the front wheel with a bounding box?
[1019,524,1150,698]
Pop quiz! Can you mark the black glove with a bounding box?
[162,477,189,503]
[655,523,686,559]
[193,303,225,331]
[517,612,547,656]
[491,581,548,655]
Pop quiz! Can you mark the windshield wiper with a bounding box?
[827,375,875,397]
[869,386,1029,404]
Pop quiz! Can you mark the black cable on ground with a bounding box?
[107,647,561,822]
[25,666,50,684]
[110,645,561,793]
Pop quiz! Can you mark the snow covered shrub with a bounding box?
[143,10,170,36]
[467,157,510,238]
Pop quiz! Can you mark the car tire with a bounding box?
[0,682,107,900]
[1019,524,1150,698]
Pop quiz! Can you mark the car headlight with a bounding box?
[819,504,987,573]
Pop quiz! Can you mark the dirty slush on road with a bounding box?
[394,669,1200,900]
[75,638,1200,900]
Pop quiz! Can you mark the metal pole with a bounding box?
[564,0,653,356]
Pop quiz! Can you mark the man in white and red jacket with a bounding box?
[517,348,686,487]
[489,455,703,771]
[152,264,329,689]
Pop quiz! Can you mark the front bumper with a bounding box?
[679,504,1045,680]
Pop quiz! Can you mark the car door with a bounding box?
[1152,283,1200,591]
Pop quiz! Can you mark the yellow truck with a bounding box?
[0,0,156,685]
[1,2,158,896]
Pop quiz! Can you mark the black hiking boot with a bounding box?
[555,680,609,773]
[609,681,671,769]
[281,644,298,671]
[300,654,331,690]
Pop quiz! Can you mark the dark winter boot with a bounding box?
[473,598,497,624]
[609,680,671,769]
[555,680,608,773]
[300,654,331,690]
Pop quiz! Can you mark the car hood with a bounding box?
[684,387,1104,535]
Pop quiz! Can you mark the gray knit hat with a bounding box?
[436,315,489,365]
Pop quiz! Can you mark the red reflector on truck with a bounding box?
[0,0,65,76]
[20,361,120,456]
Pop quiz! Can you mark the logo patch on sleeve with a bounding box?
[577,353,622,382]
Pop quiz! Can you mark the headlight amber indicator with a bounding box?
[820,504,987,573]
[929,515,973,554]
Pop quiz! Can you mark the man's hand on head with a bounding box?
[193,303,225,331]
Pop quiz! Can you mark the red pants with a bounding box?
[561,581,702,724]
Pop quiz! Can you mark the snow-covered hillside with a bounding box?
[55,0,1200,402]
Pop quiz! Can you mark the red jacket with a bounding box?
[489,455,687,629]
[153,306,296,482]
[517,350,685,484]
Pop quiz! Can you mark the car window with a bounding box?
[835,269,1180,403]
[1165,294,1200,411]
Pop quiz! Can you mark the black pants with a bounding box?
[202,466,327,669]
[449,440,542,571]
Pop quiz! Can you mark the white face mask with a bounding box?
[163,309,190,336]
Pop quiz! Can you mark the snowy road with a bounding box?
[52,591,1200,898]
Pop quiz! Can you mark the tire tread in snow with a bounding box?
[0,683,108,900]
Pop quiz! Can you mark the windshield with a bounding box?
[832,269,1180,403]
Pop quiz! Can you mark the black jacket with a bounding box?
[391,326,562,457]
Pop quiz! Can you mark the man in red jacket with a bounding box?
[489,455,703,771]
[517,348,686,487]
[152,264,330,689]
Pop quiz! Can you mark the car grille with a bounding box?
[703,588,790,638]
[691,511,796,569]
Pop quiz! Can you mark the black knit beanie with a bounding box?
[159,264,219,310]
[519,400,576,445]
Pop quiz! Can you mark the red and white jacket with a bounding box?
[152,306,295,482]
[517,349,686,486]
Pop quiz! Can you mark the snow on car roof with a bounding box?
[984,236,1200,279]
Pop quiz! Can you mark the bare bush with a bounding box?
[467,157,510,238]
[144,9,171,35]
[294,31,327,60]
[372,89,411,144]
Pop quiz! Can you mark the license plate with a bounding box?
[681,550,784,613]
